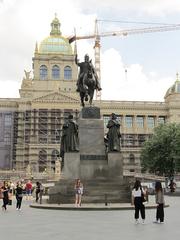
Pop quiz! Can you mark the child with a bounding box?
[74,179,83,207]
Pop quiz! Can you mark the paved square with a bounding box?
[0,196,179,240]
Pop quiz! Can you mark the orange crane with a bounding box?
[69,20,180,100]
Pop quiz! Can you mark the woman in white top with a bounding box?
[131,180,146,224]
[74,179,83,207]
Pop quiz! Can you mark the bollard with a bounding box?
[105,194,108,206]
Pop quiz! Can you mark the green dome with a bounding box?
[38,15,73,55]
[165,73,180,98]
[39,36,73,54]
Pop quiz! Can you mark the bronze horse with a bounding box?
[78,68,96,107]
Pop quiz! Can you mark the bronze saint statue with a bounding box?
[107,113,121,152]
[60,114,79,157]
[75,54,102,107]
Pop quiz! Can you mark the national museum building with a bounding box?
[0,16,180,177]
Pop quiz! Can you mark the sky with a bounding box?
[1,0,180,101]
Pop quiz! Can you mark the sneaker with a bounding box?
[135,219,139,224]
[142,220,145,224]
[153,220,159,224]
[160,221,164,224]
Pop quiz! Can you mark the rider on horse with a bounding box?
[75,54,102,93]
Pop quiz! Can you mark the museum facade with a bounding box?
[1,16,180,178]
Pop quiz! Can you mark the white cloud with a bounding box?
[101,48,173,101]
[76,0,180,16]
[0,80,20,98]
[0,0,177,101]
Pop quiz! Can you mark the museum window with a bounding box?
[125,116,133,128]
[158,116,166,125]
[147,116,155,128]
[4,113,12,126]
[103,115,110,131]
[177,83,180,92]
[39,149,47,172]
[136,116,144,128]
[123,134,134,147]
[39,110,48,143]
[4,132,11,143]
[51,149,59,172]
[129,153,135,164]
[0,114,3,142]
[138,134,146,146]
[64,66,72,80]
[25,111,31,122]
[52,65,60,79]
[40,65,48,80]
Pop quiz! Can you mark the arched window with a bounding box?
[39,149,47,172]
[40,65,48,80]
[64,66,72,80]
[52,65,60,79]
[129,153,135,164]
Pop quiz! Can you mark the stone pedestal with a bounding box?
[78,107,107,179]
[79,119,105,155]
[64,152,80,179]
[55,160,61,181]
[49,107,130,204]
[108,152,123,179]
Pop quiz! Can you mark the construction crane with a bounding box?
[69,20,180,100]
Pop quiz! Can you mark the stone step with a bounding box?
[49,178,131,204]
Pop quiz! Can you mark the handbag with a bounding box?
[141,188,146,202]
[0,191,3,199]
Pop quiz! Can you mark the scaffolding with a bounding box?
[12,108,79,177]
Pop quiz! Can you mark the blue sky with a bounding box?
[0,0,180,101]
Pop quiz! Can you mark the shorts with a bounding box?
[26,189,32,195]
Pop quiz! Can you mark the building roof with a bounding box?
[165,73,180,98]
[39,15,72,55]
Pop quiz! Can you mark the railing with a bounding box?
[123,171,165,181]
[0,170,60,181]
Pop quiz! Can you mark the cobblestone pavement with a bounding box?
[0,196,179,240]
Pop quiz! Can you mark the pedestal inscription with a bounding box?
[81,106,100,119]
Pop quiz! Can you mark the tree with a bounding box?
[141,123,180,176]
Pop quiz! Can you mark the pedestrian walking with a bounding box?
[131,179,146,224]
[1,181,9,211]
[15,182,24,210]
[39,183,44,204]
[153,181,165,224]
[169,179,176,192]
[74,179,83,207]
[25,180,33,200]
[35,182,41,203]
